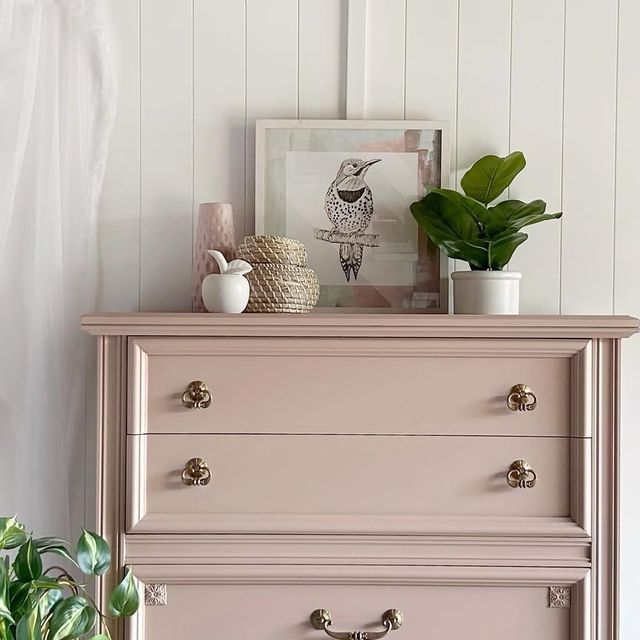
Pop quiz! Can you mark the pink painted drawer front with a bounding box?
[132,565,586,640]
[127,434,590,536]
[129,337,591,436]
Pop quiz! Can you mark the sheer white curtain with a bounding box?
[0,0,115,537]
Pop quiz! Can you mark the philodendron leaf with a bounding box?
[86,635,109,640]
[460,151,526,204]
[0,517,27,550]
[108,569,139,617]
[0,559,14,625]
[37,589,62,620]
[77,530,110,576]
[48,596,96,640]
[15,606,41,640]
[14,540,42,583]
[9,581,31,619]
[33,538,76,567]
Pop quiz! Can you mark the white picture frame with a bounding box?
[255,119,451,313]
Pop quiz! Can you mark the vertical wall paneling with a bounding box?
[615,1,640,638]
[456,0,512,179]
[455,0,512,274]
[139,0,193,311]
[98,0,140,311]
[346,0,367,118]
[193,0,246,244]
[364,0,406,118]
[298,0,346,118]
[560,0,618,314]
[245,0,299,236]
[508,0,564,313]
[405,0,459,186]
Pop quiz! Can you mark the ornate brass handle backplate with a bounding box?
[181,458,212,486]
[507,383,537,412]
[310,609,403,640]
[182,380,212,409]
[506,459,537,488]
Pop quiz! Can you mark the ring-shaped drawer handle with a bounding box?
[181,458,212,486]
[182,381,212,409]
[507,384,537,412]
[506,459,537,488]
[310,608,403,640]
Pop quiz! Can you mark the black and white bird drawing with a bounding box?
[320,157,381,282]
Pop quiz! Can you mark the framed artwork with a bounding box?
[255,119,450,313]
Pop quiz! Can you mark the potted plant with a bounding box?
[0,516,139,640]
[410,151,562,314]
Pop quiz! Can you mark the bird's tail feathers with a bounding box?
[339,243,363,282]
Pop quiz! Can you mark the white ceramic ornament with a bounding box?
[201,250,253,313]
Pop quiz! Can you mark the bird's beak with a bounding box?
[356,158,381,174]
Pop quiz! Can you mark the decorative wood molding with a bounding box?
[81,313,639,339]
[549,586,572,608]
[130,563,589,587]
[144,584,167,606]
[124,533,591,568]
[346,0,367,118]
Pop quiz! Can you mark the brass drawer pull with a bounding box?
[507,383,537,412]
[182,380,212,409]
[506,459,537,488]
[181,458,212,486]
[310,608,403,640]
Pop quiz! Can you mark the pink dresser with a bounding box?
[82,314,638,640]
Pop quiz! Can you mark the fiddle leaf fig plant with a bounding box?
[410,151,562,270]
[0,516,139,640]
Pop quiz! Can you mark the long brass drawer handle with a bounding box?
[182,380,212,409]
[310,608,403,640]
[507,383,537,412]
[181,458,212,486]
[506,459,537,488]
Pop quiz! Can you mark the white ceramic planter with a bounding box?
[451,270,521,315]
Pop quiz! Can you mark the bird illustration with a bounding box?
[324,158,381,281]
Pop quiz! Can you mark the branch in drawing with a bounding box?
[314,229,379,247]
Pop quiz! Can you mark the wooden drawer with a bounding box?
[127,434,590,536]
[128,337,592,437]
[131,565,587,640]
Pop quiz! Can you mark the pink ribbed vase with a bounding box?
[192,203,236,312]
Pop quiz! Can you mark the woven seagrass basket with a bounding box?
[236,235,308,267]
[245,263,319,313]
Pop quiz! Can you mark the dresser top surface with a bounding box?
[81,313,639,339]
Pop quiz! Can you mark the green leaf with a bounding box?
[0,518,27,551]
[86,636,109,640]
[76,530,110,576]
[37,590,62,620]
[15,606,41,640]
[485,199,561,236]
[0,559,14,625]
[411,190,481,242]
[486,232,529,270]
[107,570,139,618]
[460,151,526,204]
[426,188,491,227]
[0,618,13,640]
[48,596,96,640]
[13,541,42,583]
[30,578,61,591]
[32,538,76,567]
[9,582,31,619]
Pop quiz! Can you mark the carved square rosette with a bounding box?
[144,583,167,606]
[548,586,571,608]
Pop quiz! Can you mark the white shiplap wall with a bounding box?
[99,0,640,635]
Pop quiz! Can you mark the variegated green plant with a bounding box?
[0,517,139,640]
